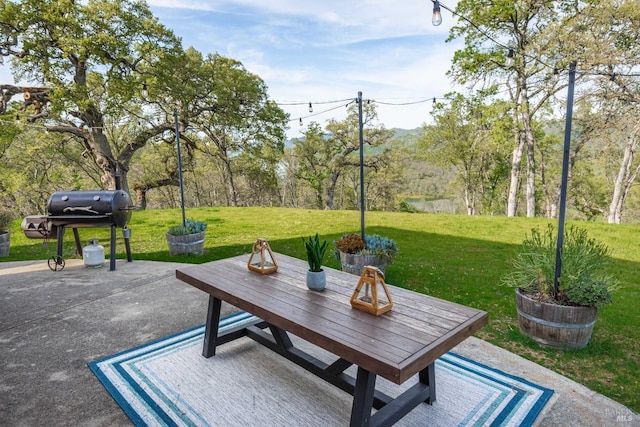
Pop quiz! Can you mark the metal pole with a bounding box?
[358,91,365,242]
[174,107,186,227]
[554,61,577,296]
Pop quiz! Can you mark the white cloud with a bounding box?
[2,1,464,137]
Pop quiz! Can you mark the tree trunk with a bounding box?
[519,88,537,218]
[507,131,525,216]
[135,188,148,210]
[525,125,536,217]
[325,170,340,210]
[608,123,640,223]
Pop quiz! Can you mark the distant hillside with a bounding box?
[285,127,422,149]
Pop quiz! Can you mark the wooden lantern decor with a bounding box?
[247,238,278,274]
[350,266,393,316]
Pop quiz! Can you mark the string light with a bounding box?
[282,95,451,125]
[308,102,313,113]
[432,1,442,26]
[141,82,148,98]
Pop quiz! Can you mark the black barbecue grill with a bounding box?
[22,190,134,271]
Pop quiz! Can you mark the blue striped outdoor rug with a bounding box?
[89,311,553,427]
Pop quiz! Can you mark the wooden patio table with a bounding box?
[176,253,488,427]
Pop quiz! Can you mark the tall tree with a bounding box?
[419,92,512,215]
[447,0,578,217]
[575,0,640,223]
[186,52,288,207]
[0,0,183,193]
[293,122,330,209]
[323,102,393,210]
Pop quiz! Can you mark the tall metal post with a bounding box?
[554,61,577,296]
[174,107,186,227]
[358,91,365,242]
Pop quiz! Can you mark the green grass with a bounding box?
[3,207,639,412]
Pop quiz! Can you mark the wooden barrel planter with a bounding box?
[339,251,387,276]
[0,232,9,257]
[515,288,597,349]
[166,231,205,256]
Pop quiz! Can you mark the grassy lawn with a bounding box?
[3,207,639,412]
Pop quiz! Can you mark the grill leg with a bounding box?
[110,225,116,271]
[56,226,65,259]
[72,228,82,256]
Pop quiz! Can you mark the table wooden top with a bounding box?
[176,253,488,384]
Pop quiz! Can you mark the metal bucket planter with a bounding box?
[339,251,387,276]
[166,231,205,256]
[515,288,597,349]
[0,232,9,257]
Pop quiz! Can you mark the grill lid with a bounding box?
[47,190,133,227]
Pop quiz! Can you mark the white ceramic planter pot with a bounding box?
[306,270,326,291]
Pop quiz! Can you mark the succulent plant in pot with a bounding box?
[302,233,329,291]
[166,219,208,256]
[334,232,398,276]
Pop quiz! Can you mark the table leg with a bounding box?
[350,366,377,427]
[419,362,436,404]
[268,324,293,349]
[202,296,222,357]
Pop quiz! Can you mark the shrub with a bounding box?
[167,219,207,236]
[333,232,398,264]
[502,224,614,307]
[0,210,14,233]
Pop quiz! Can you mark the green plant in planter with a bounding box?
[334,232,366,255]
[502,224,614,307]
[167,219,207,236]
[333,232,398,264]
[0,210,14,258]
[0,210,13,233]
[302,233,328,272]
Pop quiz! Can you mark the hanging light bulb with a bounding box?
[299,117,303,126]
[432,1,442,26]
[553,67,559,82]
[15,114,20,124]
[239,99,245,111]
[308,102,313,113]
[141,82,148,98]
[432,97,436,108]
[506,49,514,67]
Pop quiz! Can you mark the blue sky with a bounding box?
[146,0,463,137]
[0,1,463,138]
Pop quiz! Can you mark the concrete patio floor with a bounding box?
[0,258,637,427]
